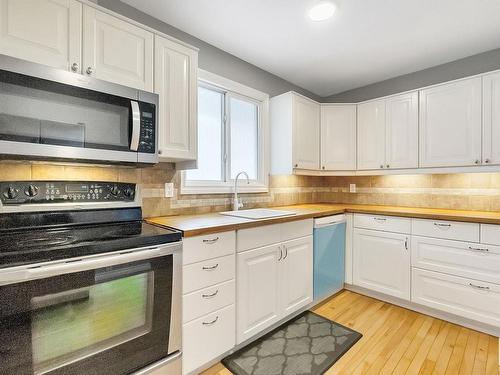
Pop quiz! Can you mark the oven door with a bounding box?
[0,243,181,375]
[0,54,158,165]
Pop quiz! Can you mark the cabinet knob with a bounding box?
[158,149,163,155]
[71,63,79,72]
[386,164,390,168]
[485,158,490,164]
[294,164,298,168]
[474,159,480,164]
[86,67,93,75]
[380,165,384,169]
[322,166,325,170]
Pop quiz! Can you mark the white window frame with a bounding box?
[181,69,270,195]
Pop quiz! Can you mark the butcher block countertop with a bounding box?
[146,203,500,237]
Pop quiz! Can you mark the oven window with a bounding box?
[31,272,154,375]
[0,255,174,375]
[0,70,131,151]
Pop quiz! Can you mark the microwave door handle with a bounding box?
[130,100,141,151]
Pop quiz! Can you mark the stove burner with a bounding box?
[15,235,77,249]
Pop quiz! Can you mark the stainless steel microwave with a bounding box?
[0,54,158,165]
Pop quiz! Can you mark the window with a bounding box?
[182,70,269,194]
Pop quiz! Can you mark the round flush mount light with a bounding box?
[308,1,337,21]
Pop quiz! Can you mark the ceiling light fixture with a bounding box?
[308,1,337,21]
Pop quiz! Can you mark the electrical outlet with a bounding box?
[164,183,174,198]
[349,183,356,193]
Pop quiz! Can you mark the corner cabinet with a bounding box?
[357,92,418,171]
[320,105,357,170]
[270,92,320,174]
[419,77,482,168]
[0,0,82,72]
[154,35,198,162]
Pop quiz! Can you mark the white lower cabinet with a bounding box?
[353,228,410,300]
[236,235,313,344]
[412,268,500,327]
[183,304,236,374]
[236,244,282,343]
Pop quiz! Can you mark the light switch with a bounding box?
[164,183,174,198]
[349,184,356,193]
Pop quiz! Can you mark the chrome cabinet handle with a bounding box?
[202,237,219,244]
[404,237,408,250]
[86,66,93,75]
[202,290,219,298]
[467,246,489,253]
[283,245,288,260]
[469,283,490,291]
[278,245,283,261]
[71,62,79,72]
[373,217,386,222]
[202,264,219,271]
[434,223,451,228]
[202,316,219,326]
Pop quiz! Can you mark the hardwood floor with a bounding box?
[200,291,499,375]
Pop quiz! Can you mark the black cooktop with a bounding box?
[0,207,181,268]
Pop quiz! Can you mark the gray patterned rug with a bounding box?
[222,311,362,375]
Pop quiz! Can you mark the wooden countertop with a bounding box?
[146,203,500,237]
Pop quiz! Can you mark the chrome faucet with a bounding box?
[233,171,250,211]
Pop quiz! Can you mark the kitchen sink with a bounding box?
[219,208,297,220]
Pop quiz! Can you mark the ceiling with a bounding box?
[122,0,500,97]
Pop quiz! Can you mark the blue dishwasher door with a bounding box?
[313,222,346,301]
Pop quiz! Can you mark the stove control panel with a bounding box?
[0,181,136,205]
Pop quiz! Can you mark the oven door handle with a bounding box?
[0,243,181,286]
[130,100,141,151]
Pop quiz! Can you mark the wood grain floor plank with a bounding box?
[200,291,499,375]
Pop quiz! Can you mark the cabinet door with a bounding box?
[0,0,81,71]
[385,92,418,169]
[419,78,481,167]
[280,236,313,316]
[357,99,386,170]
[83,6,153,91]
[483,71,500,166]
[236,244,281,344]
[321,105,356,170]
[353,228,410,300]
[293,95,320,170]
[155,35,198,161]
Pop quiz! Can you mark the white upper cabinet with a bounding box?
[357,99,386,170]
[419,77,482,168]
[320,105,356,170]
[0,0,81,72]
[83,6,153,91]
[293,94,320,170]
[483,71,500,166]
[155,35,198,161]
[270,92,320,173]
[385,92,418,169]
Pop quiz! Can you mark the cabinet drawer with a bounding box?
[183,280,235,323]
[481,224,500,245]
[183,304,235,374]
[354,214,411,234]
[237,224,281,252]
[412,219,479,242]
[412,236,500,284]
[183,254,235,293]
[183,231,235,265]
[281,219,313,241]
[412,268,500,328]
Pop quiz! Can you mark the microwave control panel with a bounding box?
[0,181,136,205]
[138,102,156,154]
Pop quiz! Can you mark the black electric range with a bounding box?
[0,180,181,268]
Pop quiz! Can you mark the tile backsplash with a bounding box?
[1,161,500,217]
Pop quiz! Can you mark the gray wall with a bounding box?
[96,0,321,101]
[324,48,500,102]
